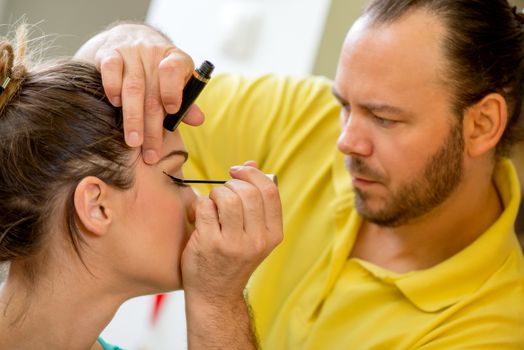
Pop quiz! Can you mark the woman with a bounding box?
[0,28,282,350]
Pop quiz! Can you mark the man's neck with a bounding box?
[350,166,503,273]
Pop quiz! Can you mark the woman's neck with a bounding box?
[0,261,127,350]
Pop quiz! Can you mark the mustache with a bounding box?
[345,157,384,182]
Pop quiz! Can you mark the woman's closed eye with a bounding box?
[163,171,190,187]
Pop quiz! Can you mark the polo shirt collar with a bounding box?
[380,158,520,312]
[332,155,521,312]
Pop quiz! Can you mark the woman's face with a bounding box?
[110,131,197,294]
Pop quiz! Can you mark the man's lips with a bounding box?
[351,174,379,187]
[351,171,377,181]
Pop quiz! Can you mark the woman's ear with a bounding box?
[463,93,507,157]
[74,176,113,236]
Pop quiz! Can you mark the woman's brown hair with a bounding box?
[0,26,135,278]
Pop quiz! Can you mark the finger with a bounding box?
[159,47,194,114]
[243,160,259,168]
[119,48,146,148]
[229,166,283,236]
[183,104,205,126]
[209,186,244,237]
[97,49,124,107]
[142,108,164,164]
[195,197,221,239]
[141,47,166,164]
[224,180,265,235]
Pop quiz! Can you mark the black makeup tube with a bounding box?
[163,60,215,131]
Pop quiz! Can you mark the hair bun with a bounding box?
[0,43,15,79]
[0,26,28,111]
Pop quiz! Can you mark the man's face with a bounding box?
[334,11,465,227]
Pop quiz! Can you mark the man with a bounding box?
[77,0,524,348]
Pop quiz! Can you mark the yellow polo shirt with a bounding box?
[180,74,524,349]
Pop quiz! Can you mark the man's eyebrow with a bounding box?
[331,87,349,107]
[158,150,189,164]
[359,102,411,117]
[331,86,411,117]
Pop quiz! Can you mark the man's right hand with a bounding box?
[181,163,284,349]
[75,23,203,164]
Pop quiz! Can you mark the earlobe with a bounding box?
[463,93,507,157]
[74,176,112,237]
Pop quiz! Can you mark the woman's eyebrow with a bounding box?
[158,150,189,164]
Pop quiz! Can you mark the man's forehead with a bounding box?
[338,10,447,85]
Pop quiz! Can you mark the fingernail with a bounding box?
[127,132,141,147]
[112,96,121,106]
[230,165,242,172]
[143,149,159,164]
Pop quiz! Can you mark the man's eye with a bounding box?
[373,115,396,127]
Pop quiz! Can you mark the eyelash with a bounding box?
[340,103,398,129]
[164,172,190,187]
[172,179,190,188]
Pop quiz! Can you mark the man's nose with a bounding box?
[337,115,373,157]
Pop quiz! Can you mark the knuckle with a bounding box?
[261,184,280,201]
[123,76,144,94]
[212,188,241,208]
[123,114,141,126]
[158,58,180,74]
[197,210,216,226]
[222,194,242,209]
[143,95,164,115]
[197,197,214,211]
[243,186,261,202]
[252,236,268,255]
[208,187,222,200]
[232,182,260,201]
[100,54,122,70]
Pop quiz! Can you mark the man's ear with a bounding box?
[463,93,507,157]
[74,176,113,236]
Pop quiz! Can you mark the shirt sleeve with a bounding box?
[179,73,341,190]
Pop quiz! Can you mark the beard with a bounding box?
[348,122,464,227]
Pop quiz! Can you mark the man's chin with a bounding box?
[354,198,404,227]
